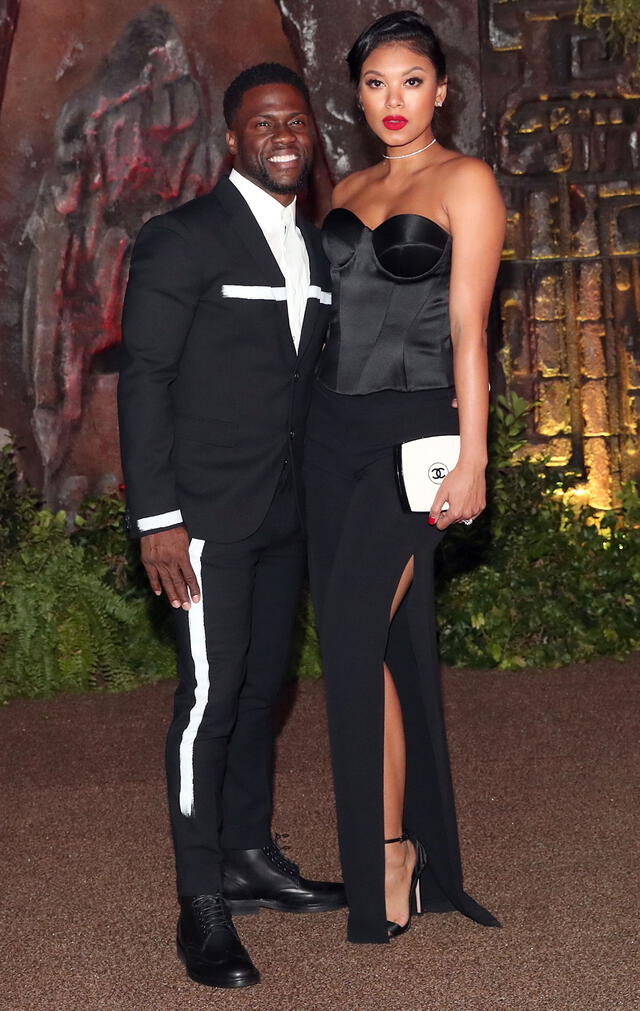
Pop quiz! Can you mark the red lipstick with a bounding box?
[383,116,408,130]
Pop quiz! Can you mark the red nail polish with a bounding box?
[428,516,437,526]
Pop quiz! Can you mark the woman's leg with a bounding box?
[384,557,417,928]
[307,450,480,941]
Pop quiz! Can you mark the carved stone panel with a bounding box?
[481,0,640,507]
[1,0,637,507]
[22,10,215,503]
[0,0,327,504]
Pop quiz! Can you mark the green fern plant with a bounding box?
[0,509,174,702]
[436,393,640,669]
[1,394,639,698]
[0,444,39,560]
[294,593,322,680]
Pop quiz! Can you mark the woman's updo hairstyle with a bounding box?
[347,10,446,85]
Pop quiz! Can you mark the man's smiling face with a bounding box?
[226,82,314,202]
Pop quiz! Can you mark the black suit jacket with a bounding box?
[117,175,331,542]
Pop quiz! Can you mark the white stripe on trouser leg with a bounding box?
[178,538,209,817]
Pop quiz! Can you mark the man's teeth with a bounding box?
[269,154,299,163]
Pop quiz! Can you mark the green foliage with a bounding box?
[1,391,639,703]
[292,391,639,674]
[0,507,174,703]
[0,449,174,702]
[0,444,39,560]
[294,593,322,680]
[576,0,640,68]
[436,393,640,669]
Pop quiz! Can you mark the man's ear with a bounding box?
[226,129,237,155]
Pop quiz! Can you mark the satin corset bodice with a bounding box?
[318,208,454,395]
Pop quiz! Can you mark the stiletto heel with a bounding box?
[413,870,423,915]
[385,834,427,938]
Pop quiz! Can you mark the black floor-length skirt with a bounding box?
[303,381,499,944]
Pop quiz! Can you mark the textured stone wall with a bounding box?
[22,10,217,504]
[277,0,483,175]
[481,0,639,507]
[0,0,637,507]
[0,1,19,106]
[0,0,309,504]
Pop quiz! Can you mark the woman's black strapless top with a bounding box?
[317,208,454,395]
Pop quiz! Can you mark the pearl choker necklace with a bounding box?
[382,137,437,160]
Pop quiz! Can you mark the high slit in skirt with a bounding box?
[303,380,499,943]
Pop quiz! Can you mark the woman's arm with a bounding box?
[430,158,506,529]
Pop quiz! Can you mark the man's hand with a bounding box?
[140,526,201,610]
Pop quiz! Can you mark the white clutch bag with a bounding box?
[394,435,461,513]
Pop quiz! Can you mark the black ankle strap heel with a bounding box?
[384,833,409,844]
[385,834,427,939]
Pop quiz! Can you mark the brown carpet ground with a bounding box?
[2,657,639,1011]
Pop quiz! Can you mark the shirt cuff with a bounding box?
[136,509,184,533]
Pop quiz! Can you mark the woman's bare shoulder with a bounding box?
[440,153,501,193]
[332,164,382,209]
[434,154,505,224]
[439,154,506,237]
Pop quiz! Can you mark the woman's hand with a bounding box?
[428,462,486,530]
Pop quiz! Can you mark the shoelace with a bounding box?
[264,837,300,878]
[192,893,233,933]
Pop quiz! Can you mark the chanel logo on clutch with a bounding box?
[428,462,449,484]
[394,435,460,513]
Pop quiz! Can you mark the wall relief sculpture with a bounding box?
[1,0,637,509]
[21,8,216,504]
[481,0,639,507]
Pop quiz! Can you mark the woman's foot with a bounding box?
[384,837,417,931]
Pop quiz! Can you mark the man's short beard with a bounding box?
[251,159,312,196]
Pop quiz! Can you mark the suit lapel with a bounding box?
[214,175,296,359]
[213,176,328,362]
[297,213,326,361]
[213,175,285,288]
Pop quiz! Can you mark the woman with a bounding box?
[304,11,506,944]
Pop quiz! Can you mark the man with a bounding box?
[118,63,343,990]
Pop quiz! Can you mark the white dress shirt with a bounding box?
[229,169,310,352]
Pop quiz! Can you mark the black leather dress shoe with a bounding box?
[177,893,260,988]
[222,836,347,913]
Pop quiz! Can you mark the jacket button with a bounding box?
[289,429,295,438]
[293,371,300,381]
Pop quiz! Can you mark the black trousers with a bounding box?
[165,466,305,896]
[303,382,498,942]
